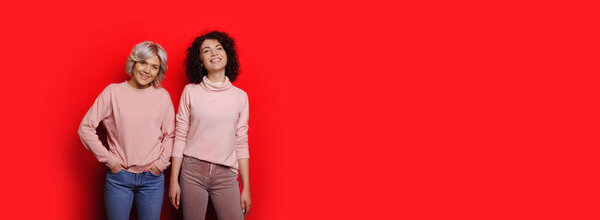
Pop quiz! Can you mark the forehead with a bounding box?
[201,39,222,48]
[143,54,161,65]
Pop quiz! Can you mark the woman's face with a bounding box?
[131,55,160,88]
[200,39,227,73]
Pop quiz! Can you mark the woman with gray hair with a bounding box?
[78,41,175,220]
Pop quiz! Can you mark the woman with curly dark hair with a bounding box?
[169,31,251,220]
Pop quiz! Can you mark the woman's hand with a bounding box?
[110,161,126,173]
[240,188,251,216]
[145,164,161,175]
[169,157,183,210]
[169,181,181,210]
[237,158,251,216]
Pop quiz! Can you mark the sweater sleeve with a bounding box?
[235,93,250,159]
[153,94,175,171]
[77,85,120,168]
[172,85,191,158]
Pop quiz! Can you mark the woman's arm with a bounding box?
[236,93,251,215]
[148,96,176,174]
[169,157,183,209]
[238,158,251,215]
[78,85,126,171]
[169,86,191,209]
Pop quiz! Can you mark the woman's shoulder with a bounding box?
[230,85,248,97]
[150,87,177,104]
[106,81,136,91]
[100,82,124,94]
[179,83,205,95]
[183,83,202,91]
[154,86,171,95]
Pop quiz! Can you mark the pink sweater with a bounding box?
[78,81,175,173]
[173,76,249,171]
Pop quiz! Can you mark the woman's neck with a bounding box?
[207,71,226,83]
[127,78,151,89]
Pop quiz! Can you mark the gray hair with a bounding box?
[125,41,168,86]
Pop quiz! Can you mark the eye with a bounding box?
[153,66,159,70]
[203,50,209,54]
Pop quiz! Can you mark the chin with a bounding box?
[137,80,151,87]
[209,67,226,72]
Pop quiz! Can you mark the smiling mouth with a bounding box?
[140,74,150,80]
[210,58,222,63]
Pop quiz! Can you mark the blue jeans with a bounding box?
[104,170,164,220]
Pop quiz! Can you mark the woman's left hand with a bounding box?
[145,164,161,175]
[240,188,251,216]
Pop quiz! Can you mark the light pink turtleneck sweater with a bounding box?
[173,76,249,171]
[78,81,175,173]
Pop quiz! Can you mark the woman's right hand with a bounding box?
[169,181,181,210]
[110,162,126,173]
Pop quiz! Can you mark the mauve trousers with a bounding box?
[180,156,244,220]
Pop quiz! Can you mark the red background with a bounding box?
[1,0,599,219]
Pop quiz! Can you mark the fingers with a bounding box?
[169,186,180,210]
[176,192,180,210]
[169,194,176,208]
[143,165,159,175]
[240,189,251,215]
[154,166,162,175]
[245,201,251,215]
[240,201,246,215]
[111,164,123,173]
[241,199,251,216]
[149,166,161,175]
[143,165,152,172]
[170,194,178,209]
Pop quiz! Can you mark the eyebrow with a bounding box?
[202,45,223,50]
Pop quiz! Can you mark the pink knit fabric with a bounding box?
[78,81,175,173]
[173,76,249,171]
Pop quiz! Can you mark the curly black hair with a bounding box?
[185,31,239,83]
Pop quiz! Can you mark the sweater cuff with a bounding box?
[236,148,250,159]
[152,161,168,172]
[105,155,120,169]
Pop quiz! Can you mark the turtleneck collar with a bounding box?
[200,76,232,92]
